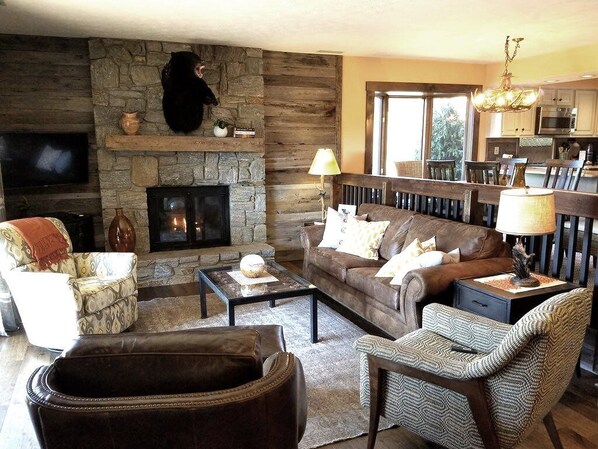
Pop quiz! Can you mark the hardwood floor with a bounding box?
[1,262,597,448]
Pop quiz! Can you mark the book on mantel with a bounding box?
[233,127,256,138]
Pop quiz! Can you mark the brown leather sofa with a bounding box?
[26,326,306,449]
[301,204,512,337]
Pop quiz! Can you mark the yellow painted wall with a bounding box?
[485,43,598,85]
[341,44,598,172]
[341,56,486,173]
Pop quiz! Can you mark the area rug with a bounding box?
[129,293,392,449]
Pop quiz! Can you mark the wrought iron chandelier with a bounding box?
[472,36,539,113]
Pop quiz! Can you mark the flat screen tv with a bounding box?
[0,132,89,189]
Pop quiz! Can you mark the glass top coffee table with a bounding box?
[198,261,321,343]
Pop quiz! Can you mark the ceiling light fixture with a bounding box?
[581,74,594,79]
[472,36,539,113]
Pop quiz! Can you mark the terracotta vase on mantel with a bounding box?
[108,208,136,252]
[120,111,141,135]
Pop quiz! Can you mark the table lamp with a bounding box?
[495,187,556,287]
[309,148,341,222]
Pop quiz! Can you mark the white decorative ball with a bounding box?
[240,254,266,278]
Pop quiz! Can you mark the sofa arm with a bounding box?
[422,303,512,353]
[4,271,81,348]
[399,257,513,331]
[74,252,137,281]
[300,225,325,251]
[401,257,513,299]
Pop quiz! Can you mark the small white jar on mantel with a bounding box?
[213,119,229,137]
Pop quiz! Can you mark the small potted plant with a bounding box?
[213,119,230,137]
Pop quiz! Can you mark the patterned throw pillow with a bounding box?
[375,238,426,278]
[390,247,460,285]
[336,218,390,260]
[420,235,437,252]
[318,208,367,249]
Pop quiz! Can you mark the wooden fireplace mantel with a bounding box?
[105,135,265,153]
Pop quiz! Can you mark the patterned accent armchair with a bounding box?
[0,217,137,350]
[354,288,592,449]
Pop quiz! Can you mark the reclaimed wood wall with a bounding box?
[0,37,343,257]
[0,34,103,247]
[264,51,341,260]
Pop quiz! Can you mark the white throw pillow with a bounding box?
[336,218,390,260]
[390,248,460,285]
[318,208,367,249]
[417,248,460,267]
[375,238,426,277]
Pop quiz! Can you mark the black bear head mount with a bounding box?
[161,51,219,134]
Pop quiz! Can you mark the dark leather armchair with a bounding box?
[26,326,307,449]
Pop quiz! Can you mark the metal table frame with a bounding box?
[198,261,320,343]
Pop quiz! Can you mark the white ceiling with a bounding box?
[0,0,597,63]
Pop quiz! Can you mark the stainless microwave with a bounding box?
[535,106,577,135]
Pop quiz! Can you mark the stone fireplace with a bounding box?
[89,38,273,287]
[147,185,231,252]
[96,147,272,287]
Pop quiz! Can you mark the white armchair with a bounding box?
[355,288,592,449]
[0,217,138,350]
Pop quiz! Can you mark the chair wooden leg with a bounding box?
[465,380,501,449]
[367,356,384,449]
[543,412,564,449]
[575,354,582,378]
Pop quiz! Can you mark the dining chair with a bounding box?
[498,157,528,186]
[464,161,500,184]
[542,159,585,191]
[426,159,456,181]
[395,160,423,178]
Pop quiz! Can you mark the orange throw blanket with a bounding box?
[10,218,69,270]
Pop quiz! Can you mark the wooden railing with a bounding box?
[334,173,598,330]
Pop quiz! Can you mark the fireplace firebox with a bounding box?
[147,186,230,252]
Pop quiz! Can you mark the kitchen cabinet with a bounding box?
[572,90,597,136]
[538,88,575,106]
[501,108,535,136]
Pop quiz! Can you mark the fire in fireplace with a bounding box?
[147,186,230,252]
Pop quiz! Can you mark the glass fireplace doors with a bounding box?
[147,186,230,252]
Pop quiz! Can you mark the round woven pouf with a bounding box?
[240,254,266,278]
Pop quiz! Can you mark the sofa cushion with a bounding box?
[358,204,417,260]
[376,237,436,278]
[403,214,506,261]
[308,247,385,282]
[346,267,401,310]
[318,207,367,249]
[336,218,390,260]
[390,248,460,285]
[76,275,137,314]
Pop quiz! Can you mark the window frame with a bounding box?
[364,81,482,177]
